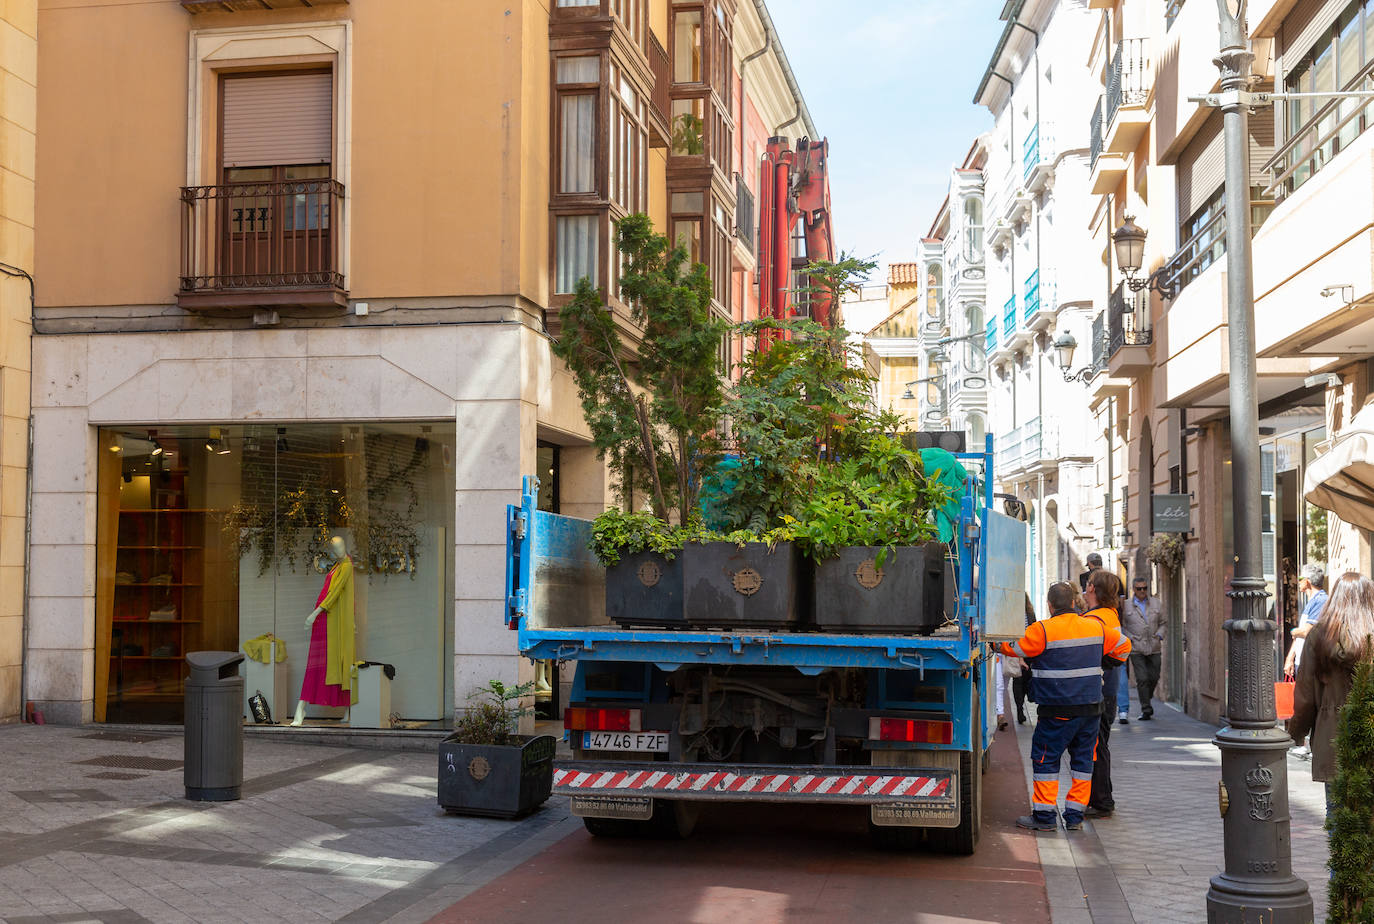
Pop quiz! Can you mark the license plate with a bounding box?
[581,731,669,752]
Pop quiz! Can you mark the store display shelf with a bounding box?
[119,545,204,550]
[112,619,201,625]
[115,583,202,588]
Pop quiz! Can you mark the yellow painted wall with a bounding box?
[0,0,36,723]
[35,0,552,308]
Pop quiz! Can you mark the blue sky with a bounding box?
[768,2,1005,283]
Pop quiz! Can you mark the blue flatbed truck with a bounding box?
[504,438,1029,853]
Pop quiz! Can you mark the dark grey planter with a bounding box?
[811,543,948,635]
[606,551,686,629]
[437,734,555,819]
[683,541,800,630]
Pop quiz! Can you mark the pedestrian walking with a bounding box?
[1284,563,1329,677]
[1288,570,1374,818]
[1122,575,1166,720]
[1083,569,1132,818]
[1285,563,1328,760]
[999,581,1129,831]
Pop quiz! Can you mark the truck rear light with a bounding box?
[564,707,642,732]
[870,717,954,745]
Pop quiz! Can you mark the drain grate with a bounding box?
[75,755,184,771]
[86,771,147,781]
[77,732,177,744]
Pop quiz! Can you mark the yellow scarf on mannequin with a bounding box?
[318,557,357,699]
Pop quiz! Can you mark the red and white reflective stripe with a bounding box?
[552,768,950,798]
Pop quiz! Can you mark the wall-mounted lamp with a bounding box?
[1113,216,1180,301]
[1051,330,1095,383]
[901,374,945,402]
[1319,284,1354,303]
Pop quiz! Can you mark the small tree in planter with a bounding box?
[696,253,952,633]
[438,680,556,819]
[552,215,728,627]
[1327,657,1374,921]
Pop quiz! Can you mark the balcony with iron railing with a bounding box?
[1102,38,1151,151]
[1089,95,1128,195]
[1106,281,1152,376]
[1090,311,1109,376]
[179,178,347,309]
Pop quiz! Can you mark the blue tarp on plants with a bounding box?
[919,448,968,544]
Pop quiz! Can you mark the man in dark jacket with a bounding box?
[1000,581,1129,831]
[1078,552,1103,591]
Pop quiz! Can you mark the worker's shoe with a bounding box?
[1016,814,1058,832]
[1062,817,1083,831]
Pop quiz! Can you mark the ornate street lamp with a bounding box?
[1205,1,1311,919]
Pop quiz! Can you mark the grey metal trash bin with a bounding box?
[184,651,245,802]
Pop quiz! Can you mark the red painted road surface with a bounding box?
[430,720,1050,924]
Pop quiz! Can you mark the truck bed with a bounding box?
[518,623,969,673]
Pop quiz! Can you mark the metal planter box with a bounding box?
[606,551,686,629]
[437,734,556,819]
[811,544,947,634]
[683,541,800,630]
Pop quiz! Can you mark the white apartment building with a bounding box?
[974,0,1102,604]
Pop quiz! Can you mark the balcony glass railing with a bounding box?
[1002,296,1016,338]
[1023,269,1040,321]
[1023,124,1040,182]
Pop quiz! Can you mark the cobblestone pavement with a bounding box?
[1010,691,1330,923]
[0,724,575,924]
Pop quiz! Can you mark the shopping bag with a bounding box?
[1274,680,1295,721]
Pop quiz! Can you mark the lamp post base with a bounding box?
[1206,723,1313,924]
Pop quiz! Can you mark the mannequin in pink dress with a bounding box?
[290,536,356,726]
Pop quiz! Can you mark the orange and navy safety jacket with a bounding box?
[999,609,1130,716]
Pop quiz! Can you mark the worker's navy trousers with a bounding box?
[1029,712,1100,825]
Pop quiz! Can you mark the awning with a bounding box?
[1303,402,1374,530]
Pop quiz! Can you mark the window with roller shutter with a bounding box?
[177,70,344,302]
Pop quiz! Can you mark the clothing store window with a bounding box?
[95,423,456,726]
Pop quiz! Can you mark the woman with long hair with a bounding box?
[1083,569,1131,816]
[1289,570,1374,810]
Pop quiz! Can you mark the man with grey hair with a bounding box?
[1078,552,1103,592]
[1284,563,1327,760]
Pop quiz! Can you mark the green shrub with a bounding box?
[451,680,535,747]
[785,432,948,567]
[589,509,683,567]
[1329,657,1374,922]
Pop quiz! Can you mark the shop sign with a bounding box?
[1152,494,1191,533]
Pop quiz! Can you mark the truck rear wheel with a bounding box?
[581,800,697,840]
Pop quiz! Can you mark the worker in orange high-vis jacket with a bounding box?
[1000,581,1130,831]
